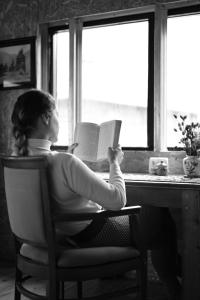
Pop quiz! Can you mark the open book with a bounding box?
[73,120,122,162]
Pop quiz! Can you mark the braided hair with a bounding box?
[11,89,55,156]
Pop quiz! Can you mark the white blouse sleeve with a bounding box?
[63,154,126,210]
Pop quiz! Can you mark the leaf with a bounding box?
[173,114,177,119]
[185,125,190,130]
[174,128,177,132]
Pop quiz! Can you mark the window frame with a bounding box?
[82,13,155,151]
[167,4,200,151]
[49,24,69,95]
[48,24,70,150]
[48,12,155,151]
[168,4,200,17]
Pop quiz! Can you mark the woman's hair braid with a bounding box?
[11,89,55,156]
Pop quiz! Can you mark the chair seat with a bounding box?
[20,244,140,267]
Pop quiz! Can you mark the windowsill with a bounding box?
[51,146,186,174]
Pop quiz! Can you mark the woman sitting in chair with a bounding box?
[11,89,181,300]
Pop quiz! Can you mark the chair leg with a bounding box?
[137,259,147,300]
[60,281,65,299]
[46,281,60,300]
[77,281,83,299]
[14,285,21,300]
[14,268,22,300]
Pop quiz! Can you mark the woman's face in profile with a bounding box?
[48,109,59,143]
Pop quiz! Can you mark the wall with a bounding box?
[0,0,195,261]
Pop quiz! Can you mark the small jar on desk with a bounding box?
[155,161,168,176]
[149,157,168,176]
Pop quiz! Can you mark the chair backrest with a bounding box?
[1,156,51,247]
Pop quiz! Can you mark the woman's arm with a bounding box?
[63,153,126,210]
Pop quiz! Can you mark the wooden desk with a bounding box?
[98,173,200,300]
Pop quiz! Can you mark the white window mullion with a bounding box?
[75,19,83,124]
[37,23,50,92]
[69,18,82,141]
[154,5,167,151]
[69,19,77,143]
[52,34,58,101]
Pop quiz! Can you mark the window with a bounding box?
[50,26,71,145]
[82,15,154,148]
[167,6,200,148]
[50,13,154,149]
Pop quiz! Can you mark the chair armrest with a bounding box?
[53,205,141,223]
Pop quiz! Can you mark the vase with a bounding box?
[183,156,200,178]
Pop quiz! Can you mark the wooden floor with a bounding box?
[0,258,169,300]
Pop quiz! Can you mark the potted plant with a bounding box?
[173,114,200,177]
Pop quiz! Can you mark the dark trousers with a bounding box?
[73,205,181,299]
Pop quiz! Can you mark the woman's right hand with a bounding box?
[108,145,124,165]
[67,143,78,154]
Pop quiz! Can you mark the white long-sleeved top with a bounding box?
[27,138,126,235]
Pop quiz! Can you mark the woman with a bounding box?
[11,89,181,300]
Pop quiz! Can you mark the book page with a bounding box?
[97,120,122,160]
[73,122,100,162]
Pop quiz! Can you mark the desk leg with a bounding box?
[182,190,200,300]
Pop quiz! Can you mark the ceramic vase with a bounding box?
[183,156,200,178]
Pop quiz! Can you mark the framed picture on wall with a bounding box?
[0,37,36,90]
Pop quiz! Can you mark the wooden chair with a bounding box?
[1,156,147,300]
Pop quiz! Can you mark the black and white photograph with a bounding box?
[1,1,200,300]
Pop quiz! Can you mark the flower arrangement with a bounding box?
[173,114,200,156]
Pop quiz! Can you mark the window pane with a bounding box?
[52,30,72,145]
[167,14,200,148]
[82,21,149,147]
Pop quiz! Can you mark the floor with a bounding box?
[0,256,169,300]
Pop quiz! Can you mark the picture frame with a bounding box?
[0,37,36,90]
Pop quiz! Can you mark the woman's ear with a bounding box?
[41,113,50,126]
